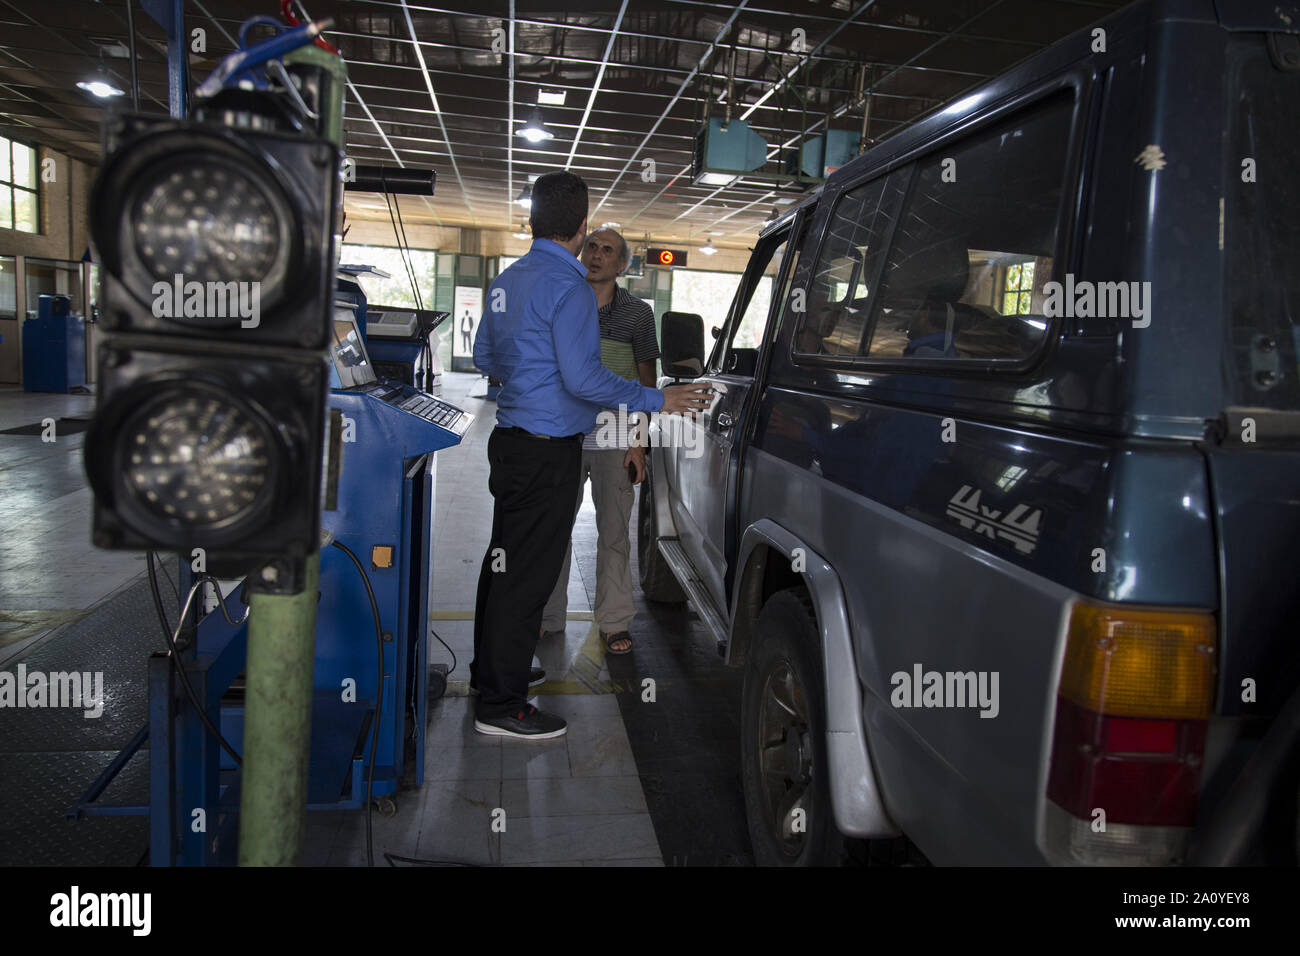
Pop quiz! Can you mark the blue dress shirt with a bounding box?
[474,238,664,436]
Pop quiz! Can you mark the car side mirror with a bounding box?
[661,311,705,378]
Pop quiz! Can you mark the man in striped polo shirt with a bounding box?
[542,228,657,655]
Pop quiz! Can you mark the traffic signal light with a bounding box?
[84,90,342,582]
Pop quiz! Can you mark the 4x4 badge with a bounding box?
[945,485,1043,555]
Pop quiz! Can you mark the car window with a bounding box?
[715,228,791,375]
[792,171,906,357]
[794,91,1073,366]
[769,216,809,336]
[865,92,1073,363]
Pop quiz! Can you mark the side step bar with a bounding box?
[656,538,729,655]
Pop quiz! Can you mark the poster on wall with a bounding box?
[452,285,484,372]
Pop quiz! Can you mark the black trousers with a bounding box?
[471,426,582,718]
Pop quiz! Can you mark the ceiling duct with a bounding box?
[792,128,858,179]
[691,32,768,188]
[691,116,768,187]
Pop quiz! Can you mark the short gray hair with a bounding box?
[590,228,630,269]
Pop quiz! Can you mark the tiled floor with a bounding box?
[303,372,667,866]
[3,373,729,867]
[0,385,156,660]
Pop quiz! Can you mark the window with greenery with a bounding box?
[0,136,39,233]
[339,243,436,308]
[1001,261,1036,315]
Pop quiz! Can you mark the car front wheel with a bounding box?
[741,588,845,865]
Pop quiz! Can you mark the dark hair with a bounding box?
[529,171,588,241]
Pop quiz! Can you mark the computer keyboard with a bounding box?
[397,393,462,428]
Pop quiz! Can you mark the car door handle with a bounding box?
[716,412,735,430]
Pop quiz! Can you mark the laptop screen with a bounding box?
[330,310,376,388]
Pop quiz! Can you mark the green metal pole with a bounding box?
[237,552,319,866]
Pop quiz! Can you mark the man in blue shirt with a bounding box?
[470,171,711,739]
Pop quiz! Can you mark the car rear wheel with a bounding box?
[636,458,686,603]
[741,588,845,865]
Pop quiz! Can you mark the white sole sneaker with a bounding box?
[473,719,567,740]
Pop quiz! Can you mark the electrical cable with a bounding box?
[429,626,456,676]
[326,546,473,868]
[379,165,423,311]
[392,188,423,310]
[383,189,422,311]
[155,553,180,607]
[376,165,406,290]
[146,552,246,766]
[239,14,284,47]
[329,539,384,868]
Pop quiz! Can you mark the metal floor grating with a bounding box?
[1,561,175,865]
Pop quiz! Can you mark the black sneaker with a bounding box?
[474,704,567,739]
[469,667,546,694]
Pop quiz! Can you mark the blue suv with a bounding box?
[640,0,1300,865]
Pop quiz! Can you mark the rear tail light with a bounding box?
[1045,603,1216,864]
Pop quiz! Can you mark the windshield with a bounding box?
[1225,38,1300,409]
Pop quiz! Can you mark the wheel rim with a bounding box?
[756,658,813,858]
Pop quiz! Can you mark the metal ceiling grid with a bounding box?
[0,0,1129,246]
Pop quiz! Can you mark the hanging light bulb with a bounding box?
[700,240,718,256]
[513,222,531,240]
[77,72,126,98]
[514,185,532,210]
[516,109,555,143]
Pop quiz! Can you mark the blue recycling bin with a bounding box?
[21,294,86,393]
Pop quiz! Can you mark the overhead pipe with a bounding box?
[722,41,737,130]
[123,0,140,110]
[858,63,874,154]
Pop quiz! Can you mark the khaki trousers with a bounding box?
[542,447,636,634]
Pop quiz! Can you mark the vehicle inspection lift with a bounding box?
[69,283,472,865]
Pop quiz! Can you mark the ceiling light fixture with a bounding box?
[513,222,531,240]
[537,90,567,106]
[516,109,554,144]
[695,171,738,188]
[514,185,533,210]
[77,76,126,98]
[700,241,718,256]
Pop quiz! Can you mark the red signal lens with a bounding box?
[658,250,674,265]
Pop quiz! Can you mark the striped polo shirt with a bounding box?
[585,285,660,451]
